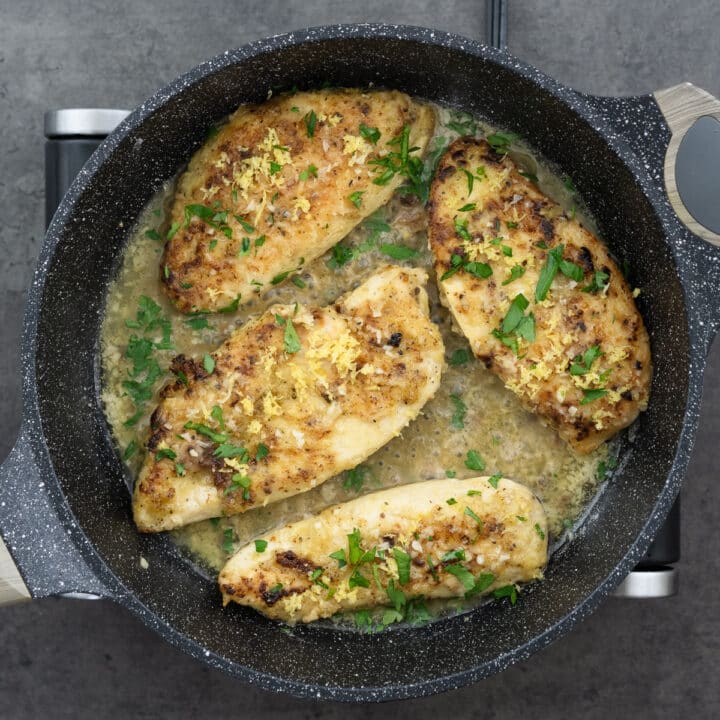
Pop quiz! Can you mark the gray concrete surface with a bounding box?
[1,0,719,717]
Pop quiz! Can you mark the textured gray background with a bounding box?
[1,1,719,717]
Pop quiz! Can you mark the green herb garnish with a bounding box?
[254,539,268,553]
[359,123,380,144]
[450,393,467,430]
[570,345,603,375]
[303,109,317,137]
[393,548,411,585]
[465,450,485,472]
[580,388,609,405]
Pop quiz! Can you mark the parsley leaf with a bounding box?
[379,243,419,260]
[449,348,471,366]
[203,353,215,374]
[393,548,411,585]
[283,318,301,354]
[487,131,520,154]
[465,450,485,472]
[343,464,371,493]
[580,388,608,404]
[303,109,317,138]
[450,393,467,430]
[570,345,603,375]
[445,563,475,591]
[359,123,380,144]
[254,539,268,553]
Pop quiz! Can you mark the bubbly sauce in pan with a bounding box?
[101,101,614,603]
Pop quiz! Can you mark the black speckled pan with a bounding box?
[2,25,720,702]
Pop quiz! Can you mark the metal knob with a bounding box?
[614,567,678,598]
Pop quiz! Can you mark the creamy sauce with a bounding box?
[101,102,612,585]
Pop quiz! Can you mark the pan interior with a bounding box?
[33,33,689,694]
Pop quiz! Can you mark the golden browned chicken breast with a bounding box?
[133,266,444,532]
[219,476,547,624]
[161,88,435,313]
[428,137,651,453]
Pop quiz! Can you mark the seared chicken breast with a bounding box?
[219,476,548,624]
[133,266,444,532]
[428,137,651,453]
[162,89,435,313]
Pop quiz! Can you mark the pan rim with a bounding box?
[22,23,701,701]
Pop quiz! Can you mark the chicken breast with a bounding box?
[133,266,444,532]
[428,137,651,453]
[161,89,435,313]
[219,476,547,624]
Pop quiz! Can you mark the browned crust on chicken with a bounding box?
[161,89,435,313]
[219,477,547,624]
[133,266,445,532]
[428,137,651,453]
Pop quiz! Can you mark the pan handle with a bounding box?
[0,426,109,606]
[653,83,720,248]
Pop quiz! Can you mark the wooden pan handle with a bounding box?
[0,534,30,606]
[654,82,720,247]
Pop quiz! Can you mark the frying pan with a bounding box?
[1,25,720,702]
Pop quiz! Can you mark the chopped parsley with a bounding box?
[175,462,185,476]
[445,563,475,591]
[155,447,177,461]
[144,228,161,242]
[502,264,526,286]
[492,293,535,356]
[465,450,485,472]
[283,318,301,354]
[492,584,518,605]
[487,473,502,489]
[458,202,476,212]
[298,164,318,181]
[254,539,268,553]
[393,548,411,585]
[487,131,519,154]
[461,166,486,196]
[570,345,603,375]
[440,253,493,282]
[465,572,495,598]
[224,474,251,499]
[445,111,477,136]
[450,393,467,430]
[303,109,317,138]
[123,440,138,461]
[582,270,610,294]
[534,523,546,540]
[183,421,227,444]
[166,222,180,240]
[203,353,215,374]
[185,316,212,331]
[222,528,238,554]
[449,348,471,366]
[348,190,364,208]
[212,443,248,460]
[445,469,457,478]
[255,443,269,461]
[446,497,458,505]
[379,243,419,260]
[343,464,371,493]
[580,388,609,405]
[359,123,380,144]
[210,405,225,429]
[216,295,241,314]
[464,506,483,527]
[536,244,585,301]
